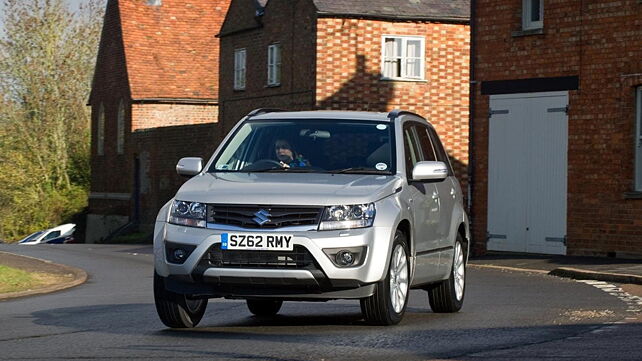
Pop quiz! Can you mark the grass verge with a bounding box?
[0,264,70,293]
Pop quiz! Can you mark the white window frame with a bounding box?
[522,0,544,30]
[116,99,125,155]
[381,35,425,81]
[97,103,105,156]
[633,85,642,192]
[267,43,281,86]
[234,48,246,90]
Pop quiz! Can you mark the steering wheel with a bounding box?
[241,159,283,171]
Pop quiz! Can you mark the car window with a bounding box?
[19,231,43,243]
[211,119,395,174]
[427,126,454,175]
[415,125,438,162]
[403,123,422,179]
[42,230,61,241]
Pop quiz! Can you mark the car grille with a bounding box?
[207,204,323,229]
[201,244,318,269]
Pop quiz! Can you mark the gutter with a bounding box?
[469,0,477,252]
[130,98,219,105]
[316,12,470,24]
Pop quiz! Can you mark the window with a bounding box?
[42,231,61,241]
[403,124,422,179]
[212,120,394,174]
[97,103,105,156]
[635,86,642,192]
[267,43,281,86]
[415,125,438,162]
[117,99,125,155]
[523,0,543,30]
[427,126,454,176]
[234,48,246,90]
[382,36,425,81]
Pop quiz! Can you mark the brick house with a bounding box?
[471,0,642,257]
[218,0,470,183]
[87,0,231,242]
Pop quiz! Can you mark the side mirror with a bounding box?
[412,161,448,181]
[176,157,203,177]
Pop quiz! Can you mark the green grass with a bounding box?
[0,264,42,293]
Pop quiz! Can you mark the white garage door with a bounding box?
[487,91,568,255]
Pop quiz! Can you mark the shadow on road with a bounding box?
[26,302,642,360]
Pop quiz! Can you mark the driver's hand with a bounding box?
[280,161,290,168]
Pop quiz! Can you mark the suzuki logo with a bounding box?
[253,209,271,226]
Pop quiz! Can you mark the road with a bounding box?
[0,244,640,361]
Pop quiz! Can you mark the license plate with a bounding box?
[220,233,294,251]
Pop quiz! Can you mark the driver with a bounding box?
[274,139,310,168]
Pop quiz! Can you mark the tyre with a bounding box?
[427,233,466,313]
[360,230,409,325]
[246,299,283,317]
[154,272,207,328]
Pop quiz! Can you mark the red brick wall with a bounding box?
[131,103,218,130]
[315,18,471,183]
[131,123,220,227]
[473,0,642,257]
[219,0,318,131]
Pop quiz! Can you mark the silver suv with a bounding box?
[153,109,470,327]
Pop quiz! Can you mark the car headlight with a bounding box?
[319,203,376,231]
[169,200,207,228]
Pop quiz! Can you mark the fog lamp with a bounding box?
[173,248,187,261]
[336,250,355,266]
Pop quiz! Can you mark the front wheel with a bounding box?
[427,234,466,313]
[154,272,207,328]
[360,230,409,325]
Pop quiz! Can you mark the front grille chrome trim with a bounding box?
[202,268,316,280]
[206,223,317,232]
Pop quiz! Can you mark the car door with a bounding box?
[424,126,458,275]
[403,122,441,284]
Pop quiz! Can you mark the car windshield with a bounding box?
[19,231,43,243]
[211,119,395,174]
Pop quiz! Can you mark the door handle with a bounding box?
[450,188,456,198]
[431,192,438,200]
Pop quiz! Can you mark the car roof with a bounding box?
[249,110,425,123]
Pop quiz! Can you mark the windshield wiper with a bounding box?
[248,167,314,173]
[327,167,389,174]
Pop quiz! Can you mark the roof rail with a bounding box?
[246,108,287,117]
[387,109,424,120]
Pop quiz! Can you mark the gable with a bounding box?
[219,0,265,37]
[90,0,130,104]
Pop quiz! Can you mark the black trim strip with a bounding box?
[481,76,579,95]
[416,245,454,257]
[317,12,470,24]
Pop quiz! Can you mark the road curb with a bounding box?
[0,251,88,301]
[471,263,642,285]
[469,263,549,274]
[549,267,642,285]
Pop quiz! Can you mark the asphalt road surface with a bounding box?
[0,244,640,361]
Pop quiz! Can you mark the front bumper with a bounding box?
[153,221,394,299]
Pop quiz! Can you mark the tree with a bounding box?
[0,0,104,240]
